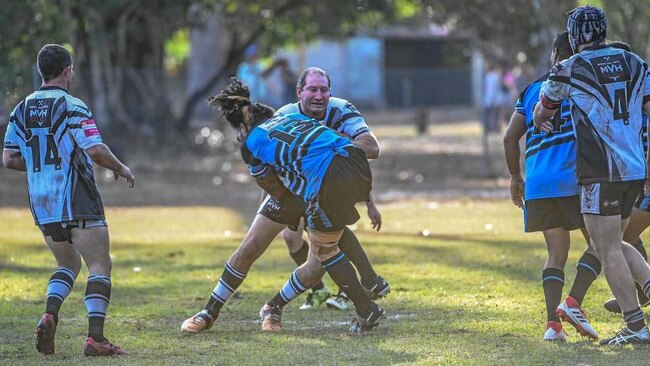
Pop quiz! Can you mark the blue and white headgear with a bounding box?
[566,6,607,52]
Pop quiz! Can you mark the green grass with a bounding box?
[2,201,650,365]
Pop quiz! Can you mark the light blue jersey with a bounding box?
[3,86,104,225]
[541,45,650,183]
[241,113,353,200]
[516,74,579,200]
[274,97,370,139]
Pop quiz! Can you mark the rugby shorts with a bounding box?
[524,196,584,232]
[39,219,108,243]
[257,195,305,231]
[580,180,644,219]
[306,147,371,232]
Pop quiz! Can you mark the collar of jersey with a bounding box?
[39,85,70,94]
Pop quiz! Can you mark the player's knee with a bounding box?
[283,229,304,252]
[308,230,342,262]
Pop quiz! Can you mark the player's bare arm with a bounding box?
[503,111,527,208]
[533,102,555,133]
[2,150,27,171]
[365,193,382,231]
[351,132,380,159]
[254,168,300,208]
[85,144,134,188]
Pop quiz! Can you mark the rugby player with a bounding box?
[534,6,650,345]
[505,31,600,341]
[181,69,388,334]
[219,77,383,331]
[270,67,388,311]
[2,44,134,356]
[597,41,650,314]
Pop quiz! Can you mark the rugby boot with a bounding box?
[350,303,385,333]
[556,295,598,340]
[604,288,650,314]
[543,321,568,342]
[362,275,391,300]
[326,291,352,310]
[83,337,126,356]
[599,326,650,346]
[181,310,215,334]
[35,313,57,355]
[260,304,282,331]
[299,287,332,310]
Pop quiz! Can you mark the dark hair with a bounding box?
[608,40,632,52]
[37,44,72,82]
[553,31,573,61]
[208,77,274,129]
[296,67,331,90]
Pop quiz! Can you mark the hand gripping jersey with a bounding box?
[540,45,650,183]
[3,86,105,225]
[274,97,370,139]
[516,74,579,200]
[241,113,354,201]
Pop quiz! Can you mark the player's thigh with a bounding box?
[623,200,650,243]
[71,224,111,276]
[229,214,286,269]
[583,214,623,258]
[42,231,82,272]
[283,219,305,252]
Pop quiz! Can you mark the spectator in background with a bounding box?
[236,44,268,103]
[482,62,503,133]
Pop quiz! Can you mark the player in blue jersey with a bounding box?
[265,67,388,311]
[182,77,384,334]
[2,44,133,356]
[534,6,650,345]
[504,32,601,341]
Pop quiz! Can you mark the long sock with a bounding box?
[204,262,247,319]
[85,274,111,343]
[568,253,601,305]
[45,267,77,324]
[337,227,377,286]
[267,269,308,308]
[542,268,564,322]
[289,240,324,291]
[623,307,646,331]
[321,252,371,316]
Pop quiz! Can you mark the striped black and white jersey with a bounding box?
[540,45,650,184]
[274,97,370,139]
[3,86,105,225]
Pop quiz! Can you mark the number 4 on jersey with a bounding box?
[26,134,62,172]
[613,88,629,125]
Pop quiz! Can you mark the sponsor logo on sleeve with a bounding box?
[81,119,100,137]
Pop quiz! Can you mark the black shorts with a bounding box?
[634,192,650,212]
[38,219,108,243]
[524,196,584,232]
[580,180,644,219]
[306,147,371,232]
[257,195,305,231]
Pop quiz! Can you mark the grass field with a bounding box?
[2,201,650,365]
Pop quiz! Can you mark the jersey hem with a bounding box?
[34,215,106,226]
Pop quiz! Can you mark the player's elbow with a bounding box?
[85,143,108,162]
[365,144,381,159]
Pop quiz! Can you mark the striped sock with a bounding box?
[205,262,247,318]
[267,270,308,308]
[642,278,650,301]
[322,252,372,316]
[568,253,601,305]
[542,268,564,322]
[45,267,77,323]
[85,274,111,342]
[623,307,646,332]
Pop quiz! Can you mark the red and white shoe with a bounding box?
[556,295,598,340]
[544,321,568,341]
[35,313,57,355]
[83,337,126,356]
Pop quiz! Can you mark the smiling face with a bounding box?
[297,72,330,120]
